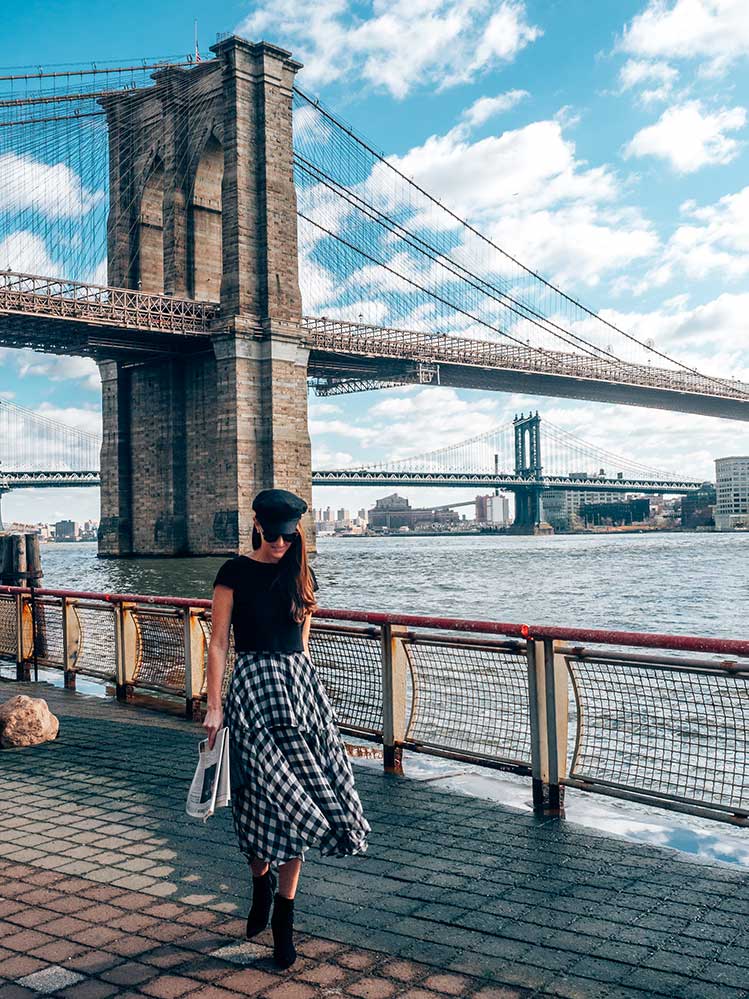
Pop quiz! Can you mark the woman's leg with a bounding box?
[272,857,302,968]
[245,858,273,938]
[277,857,302,899]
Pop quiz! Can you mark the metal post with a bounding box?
[115,601,138,702]
[183,607,206,720]
[61,597,81,689]
[15,591,32,681]
[381,622,408,775]
[529,638,569,815]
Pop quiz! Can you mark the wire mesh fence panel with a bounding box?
[310,625,383,735]
[132,610,186,692]
[405,639,531,764]
[75,603,117,681]
[0,595,15,658]
[198,614,235,698]
[567,656,749,813]
[32,598,63,668]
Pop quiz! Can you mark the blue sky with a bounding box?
[1,0,748,523]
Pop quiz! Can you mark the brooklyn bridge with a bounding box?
[1,37,745,555]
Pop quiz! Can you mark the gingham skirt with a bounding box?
[224,651,371,866]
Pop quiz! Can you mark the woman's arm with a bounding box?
[302,612,312,659]
[203,584,233,748]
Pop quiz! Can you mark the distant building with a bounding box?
[475,494,489,522]
[680,483,716,529]
[542,486,625,531]
[486,494,510,526]
[368,493,459,531]
[578,497,650,527]
[54,520,78,541]
[715,457,749,529]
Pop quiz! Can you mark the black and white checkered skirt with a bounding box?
[224,651,371,866]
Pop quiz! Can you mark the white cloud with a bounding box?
[638,185,749,289]
[382,118,657,287]
[620,0,749,77]
[36,404,102,437]
[461,90,529,128]
[0,152,103,220]
[618,58,678,104]
[238,0,541,99]
[623,100,746,173]
[0,348,101,393]
[312,386,505,460]
[599,293,749,381]
[0,231,59,276]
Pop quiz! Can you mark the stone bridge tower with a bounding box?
[97,37,313,556]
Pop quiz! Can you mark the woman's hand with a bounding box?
[203,705,224,749]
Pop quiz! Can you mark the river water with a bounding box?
[38,531,749,638]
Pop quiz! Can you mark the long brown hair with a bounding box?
[252,522,317,623]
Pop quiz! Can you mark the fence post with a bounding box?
[381,622,408,775]
[529,638,569,815]
[15,591,32,681]
[115,602,139,702]
[183,607,206,720]
[61,597,81,689]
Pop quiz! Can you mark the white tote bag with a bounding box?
[186,726,232,821]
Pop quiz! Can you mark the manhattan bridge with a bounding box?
[0,401,701,531]
[0,38,744,554]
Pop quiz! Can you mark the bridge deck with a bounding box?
[1,677,748,998]
[2,273,748,419]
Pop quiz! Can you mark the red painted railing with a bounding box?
[1,584,747,825]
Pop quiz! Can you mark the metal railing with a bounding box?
[0,271,219,334]
[302,315,749,402]
[1,585,748,826]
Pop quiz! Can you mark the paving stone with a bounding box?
[420,973,474,995]
[99,961,157,986]
[2,930,55,953]
[297,961,348,985]
[346,977,398,998]
[27,939,87,963]
[56,981,121,999]
[263,983,317,999]
[16,966,85,995]
[139,975,202,998]
[336,950,380,971]
[377,959,429,983]
[188,989,243,999]
[296,938,345,960]
[0,956,48,980]
[217,967,277,994]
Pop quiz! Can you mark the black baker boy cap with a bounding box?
[253,488,308,534]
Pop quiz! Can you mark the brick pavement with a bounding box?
[1,679,749,999]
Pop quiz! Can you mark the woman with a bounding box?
[203,488,370,969]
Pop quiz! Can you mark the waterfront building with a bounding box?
[542,486,623,531]
[368,494,459,531]
[487,494,510,526]
[578,497,649,527]
[715,457,749,529]
[680,483,716,529]
[54,520,78,541]
[475,494,489,521]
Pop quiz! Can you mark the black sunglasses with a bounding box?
[262,530,298,544]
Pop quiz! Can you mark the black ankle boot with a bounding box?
[245,867,275,938]
[271,893,296,968]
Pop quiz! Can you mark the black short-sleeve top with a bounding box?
[213,556,318,653]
